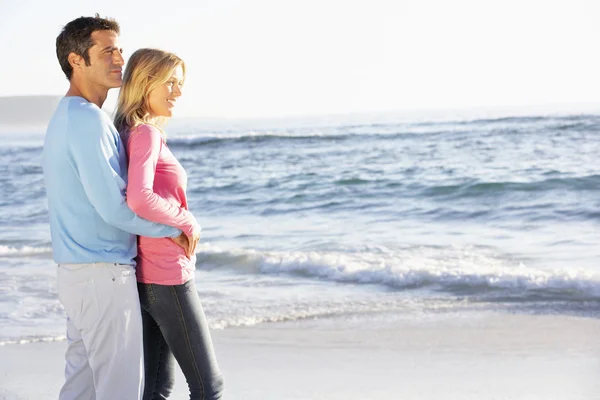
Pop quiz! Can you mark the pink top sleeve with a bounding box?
[126,124,198,237]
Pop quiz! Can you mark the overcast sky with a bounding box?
[2,0,600,118]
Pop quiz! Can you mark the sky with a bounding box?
[2,0,600,118]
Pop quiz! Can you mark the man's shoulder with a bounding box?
[66,98,108,124]
[64,98,117,139]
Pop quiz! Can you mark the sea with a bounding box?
[1,108,600,345]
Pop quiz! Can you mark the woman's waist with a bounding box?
[138,237,194,260]
[136,251,196,269]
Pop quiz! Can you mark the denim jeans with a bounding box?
[138,279,224,400]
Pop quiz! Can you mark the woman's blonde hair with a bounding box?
[114,48,185,142]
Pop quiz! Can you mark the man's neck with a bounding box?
[66,79,108,108]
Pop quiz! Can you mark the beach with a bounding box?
[4,0,600,395]
[1,311,598,400]
[3,111,600,399]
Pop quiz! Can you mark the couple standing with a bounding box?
[42,14,224,400]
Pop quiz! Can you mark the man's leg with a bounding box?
[57,264,98,400]
[58,263,144,400]
[82,263,144,400]
[58,317,96,400]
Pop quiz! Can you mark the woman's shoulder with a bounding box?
[130,123,163,136]
[128,123,165,144]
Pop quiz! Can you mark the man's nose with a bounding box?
[113,51,125,66]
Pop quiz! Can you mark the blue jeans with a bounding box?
[138,280,224,400]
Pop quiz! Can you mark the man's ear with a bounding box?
[68,52,84,72]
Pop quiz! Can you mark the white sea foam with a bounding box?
[0,335,66,346]
[197,243,600,299]
[2,242,598,344]
[0,245,52,257]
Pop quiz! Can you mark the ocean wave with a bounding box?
[0,245,52,257]
[165,118,600,149]
[420,175,600,199]
[197,244,600,302]
[455,114,600,126]
[0,335,66,346]
[207,306,381,330]
[166,131,349,148]
[3,114,599,155]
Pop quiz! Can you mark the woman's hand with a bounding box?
[172,232,192,257]
[187,230,201,258]
[171,230,200,258]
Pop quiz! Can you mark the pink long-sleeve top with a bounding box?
[126,123,200,285]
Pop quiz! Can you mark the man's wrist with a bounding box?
[170,229,183,238]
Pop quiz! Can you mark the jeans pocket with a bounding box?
[58,279,99,331]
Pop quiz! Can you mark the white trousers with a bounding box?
[57,262,144,400]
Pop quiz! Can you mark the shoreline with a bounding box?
[1,310,599,399]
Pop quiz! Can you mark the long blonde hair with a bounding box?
[114,48,185,143]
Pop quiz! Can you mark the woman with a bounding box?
[114,48,224,400]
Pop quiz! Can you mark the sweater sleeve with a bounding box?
[126,125,199,237]
[68,110,181,239]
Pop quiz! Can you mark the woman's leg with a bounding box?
[145,279,224,400]
[138,283,177,400]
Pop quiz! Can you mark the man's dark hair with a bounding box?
[56,13,120,80]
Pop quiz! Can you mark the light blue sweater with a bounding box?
[42,96,180,265]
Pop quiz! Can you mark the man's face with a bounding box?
[81,30,124,89]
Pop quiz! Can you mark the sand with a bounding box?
[1,311,599,400]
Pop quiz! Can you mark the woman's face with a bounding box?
[147,65,184,118]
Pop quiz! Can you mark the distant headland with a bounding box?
[0,95,62,126]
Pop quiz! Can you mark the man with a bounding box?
[42,15,194,400]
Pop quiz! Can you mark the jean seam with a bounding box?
[147,315,162,399]
[148,284,156,304]
[171,285,205,399]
